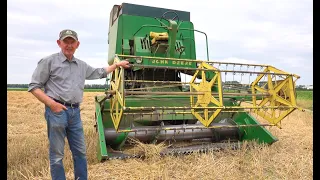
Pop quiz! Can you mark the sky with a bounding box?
[7,0,313,85]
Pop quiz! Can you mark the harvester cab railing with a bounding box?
[178,28,209,60]
[95,2,304,161]
[131,20,210,60]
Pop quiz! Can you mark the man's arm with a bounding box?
[28,58,67,112]
[85,60,131,80]
[104,60,130,74]
[31,88,67,112]
[31,88,55,107]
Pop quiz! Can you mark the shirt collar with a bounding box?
[59,51,78,63]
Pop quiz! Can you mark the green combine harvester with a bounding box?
[94,3,302,161]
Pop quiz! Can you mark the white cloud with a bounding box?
[215,57,258,65]
[79,57,109,68]
[75,30,95,39]
[7,36,51,46]
[7,11,48,25]
[242,37,269,53]
[276,56,313,70]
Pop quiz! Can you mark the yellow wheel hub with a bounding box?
[197,80,212,106]
[251,66,298,126]
[189,62,224,127]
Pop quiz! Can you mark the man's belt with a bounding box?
[53,98,79,108]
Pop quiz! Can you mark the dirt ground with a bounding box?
[7,91,313,180]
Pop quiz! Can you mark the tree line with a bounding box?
[7,84,107,89]
[7,83,312,91]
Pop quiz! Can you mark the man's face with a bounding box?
[57,37,80,57]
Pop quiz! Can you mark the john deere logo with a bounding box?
[66,30,72,35]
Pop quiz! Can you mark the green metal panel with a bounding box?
[234,112,278,144]
[122,39,130,55]
[108,16,124,65]
[107,13,202,75]
[119,3,191,21]
[110,14,197,60]
[134,36,151,56]
[108,17,118,65]
[94,101,108,161]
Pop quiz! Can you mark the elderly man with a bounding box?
[28,29,130,180]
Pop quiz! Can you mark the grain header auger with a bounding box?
[94,3,303,161]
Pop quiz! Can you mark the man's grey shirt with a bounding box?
[28,51,108,104]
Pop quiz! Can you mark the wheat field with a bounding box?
[7,91,313,180]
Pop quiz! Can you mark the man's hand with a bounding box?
[105,60,131,74]
[49,101,67,113]
[116,60,130,68]
[31,88,68,113]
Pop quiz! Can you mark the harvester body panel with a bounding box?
[95,2,300,161]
